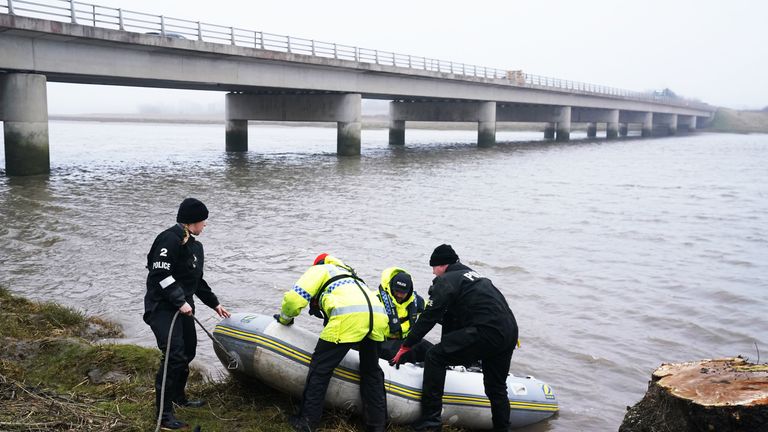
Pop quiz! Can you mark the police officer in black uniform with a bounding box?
[391,244,518,432]
[144,197,230,430]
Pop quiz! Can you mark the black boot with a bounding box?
[160,413,190,430]
[287,414,314,432]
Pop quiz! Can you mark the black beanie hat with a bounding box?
[429,244,459,266]
[390,272,413,295]
[176,198,209,224]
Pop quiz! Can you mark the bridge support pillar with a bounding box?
[619,123,629,137]
[668,114,678,135]
[478,101,496,147]
[337,121,361,156]
[653,113,678,136]
[642,112,653,137]
[677,115,697,133]
[544,123,555,139]
[226,92,361,155]
[389,100,496,147]
[1,73,50,176]
[606,109,619,139]
[587,122,597,138]
[225,119,248,152]
[389,119,405,145]
[555,106,571,141]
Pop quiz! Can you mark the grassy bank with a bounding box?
[710,108,768,133]
[0,287,425,431]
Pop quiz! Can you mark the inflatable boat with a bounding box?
[213,313,558,430]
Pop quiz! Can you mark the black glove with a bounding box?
[273,313,294,326]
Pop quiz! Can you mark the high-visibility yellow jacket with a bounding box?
[377,267,425,340]
[280,255,388,343]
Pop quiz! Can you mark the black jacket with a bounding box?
[143,224,219,323]
[403,262,518,352]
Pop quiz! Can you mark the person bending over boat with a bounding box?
[275,253,389,432]
[376,267,433,363]
[391,244,519,432]
[143,197,231,430]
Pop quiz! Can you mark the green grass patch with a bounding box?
[0,286,122,340]
[0,286,451,431]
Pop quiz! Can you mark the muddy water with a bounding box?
[1,121,766,431]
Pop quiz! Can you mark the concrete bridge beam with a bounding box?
[389,100,497,147]
[226,92,362,155]
[1,73,50,176]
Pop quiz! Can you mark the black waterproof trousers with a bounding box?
[299,337,386,431]
[417,337,515,432]
[148,309,197,418]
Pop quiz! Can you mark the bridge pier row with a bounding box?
[226,92,362,155]
[587,122,597,138]
[389,100,497,147]
[0,73,50,176]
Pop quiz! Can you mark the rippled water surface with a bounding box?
[1,121,767,431]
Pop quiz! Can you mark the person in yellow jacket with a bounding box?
[275,253,389,432]
[376,267,433,364]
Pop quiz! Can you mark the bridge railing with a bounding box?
[0,0,708,110]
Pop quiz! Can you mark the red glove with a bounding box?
[389,345,412,369]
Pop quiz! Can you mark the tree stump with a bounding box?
[620,357,768,432]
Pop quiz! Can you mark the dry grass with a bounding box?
[0,287,440,431]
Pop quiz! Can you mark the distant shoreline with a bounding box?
[49,109,768,134]
[48,114,546,131]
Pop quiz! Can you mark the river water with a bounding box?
[1,120,766,431]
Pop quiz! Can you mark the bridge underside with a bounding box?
[0,72,709,175]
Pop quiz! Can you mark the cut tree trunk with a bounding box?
[620,357,768,432]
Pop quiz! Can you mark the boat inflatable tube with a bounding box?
[213,312,558,430]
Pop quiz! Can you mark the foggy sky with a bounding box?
[46,0,768,114]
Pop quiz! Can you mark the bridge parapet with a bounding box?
[1,0,711,111]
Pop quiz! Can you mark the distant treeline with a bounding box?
[711,108,768,133]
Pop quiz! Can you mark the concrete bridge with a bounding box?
[0,0,715,175]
